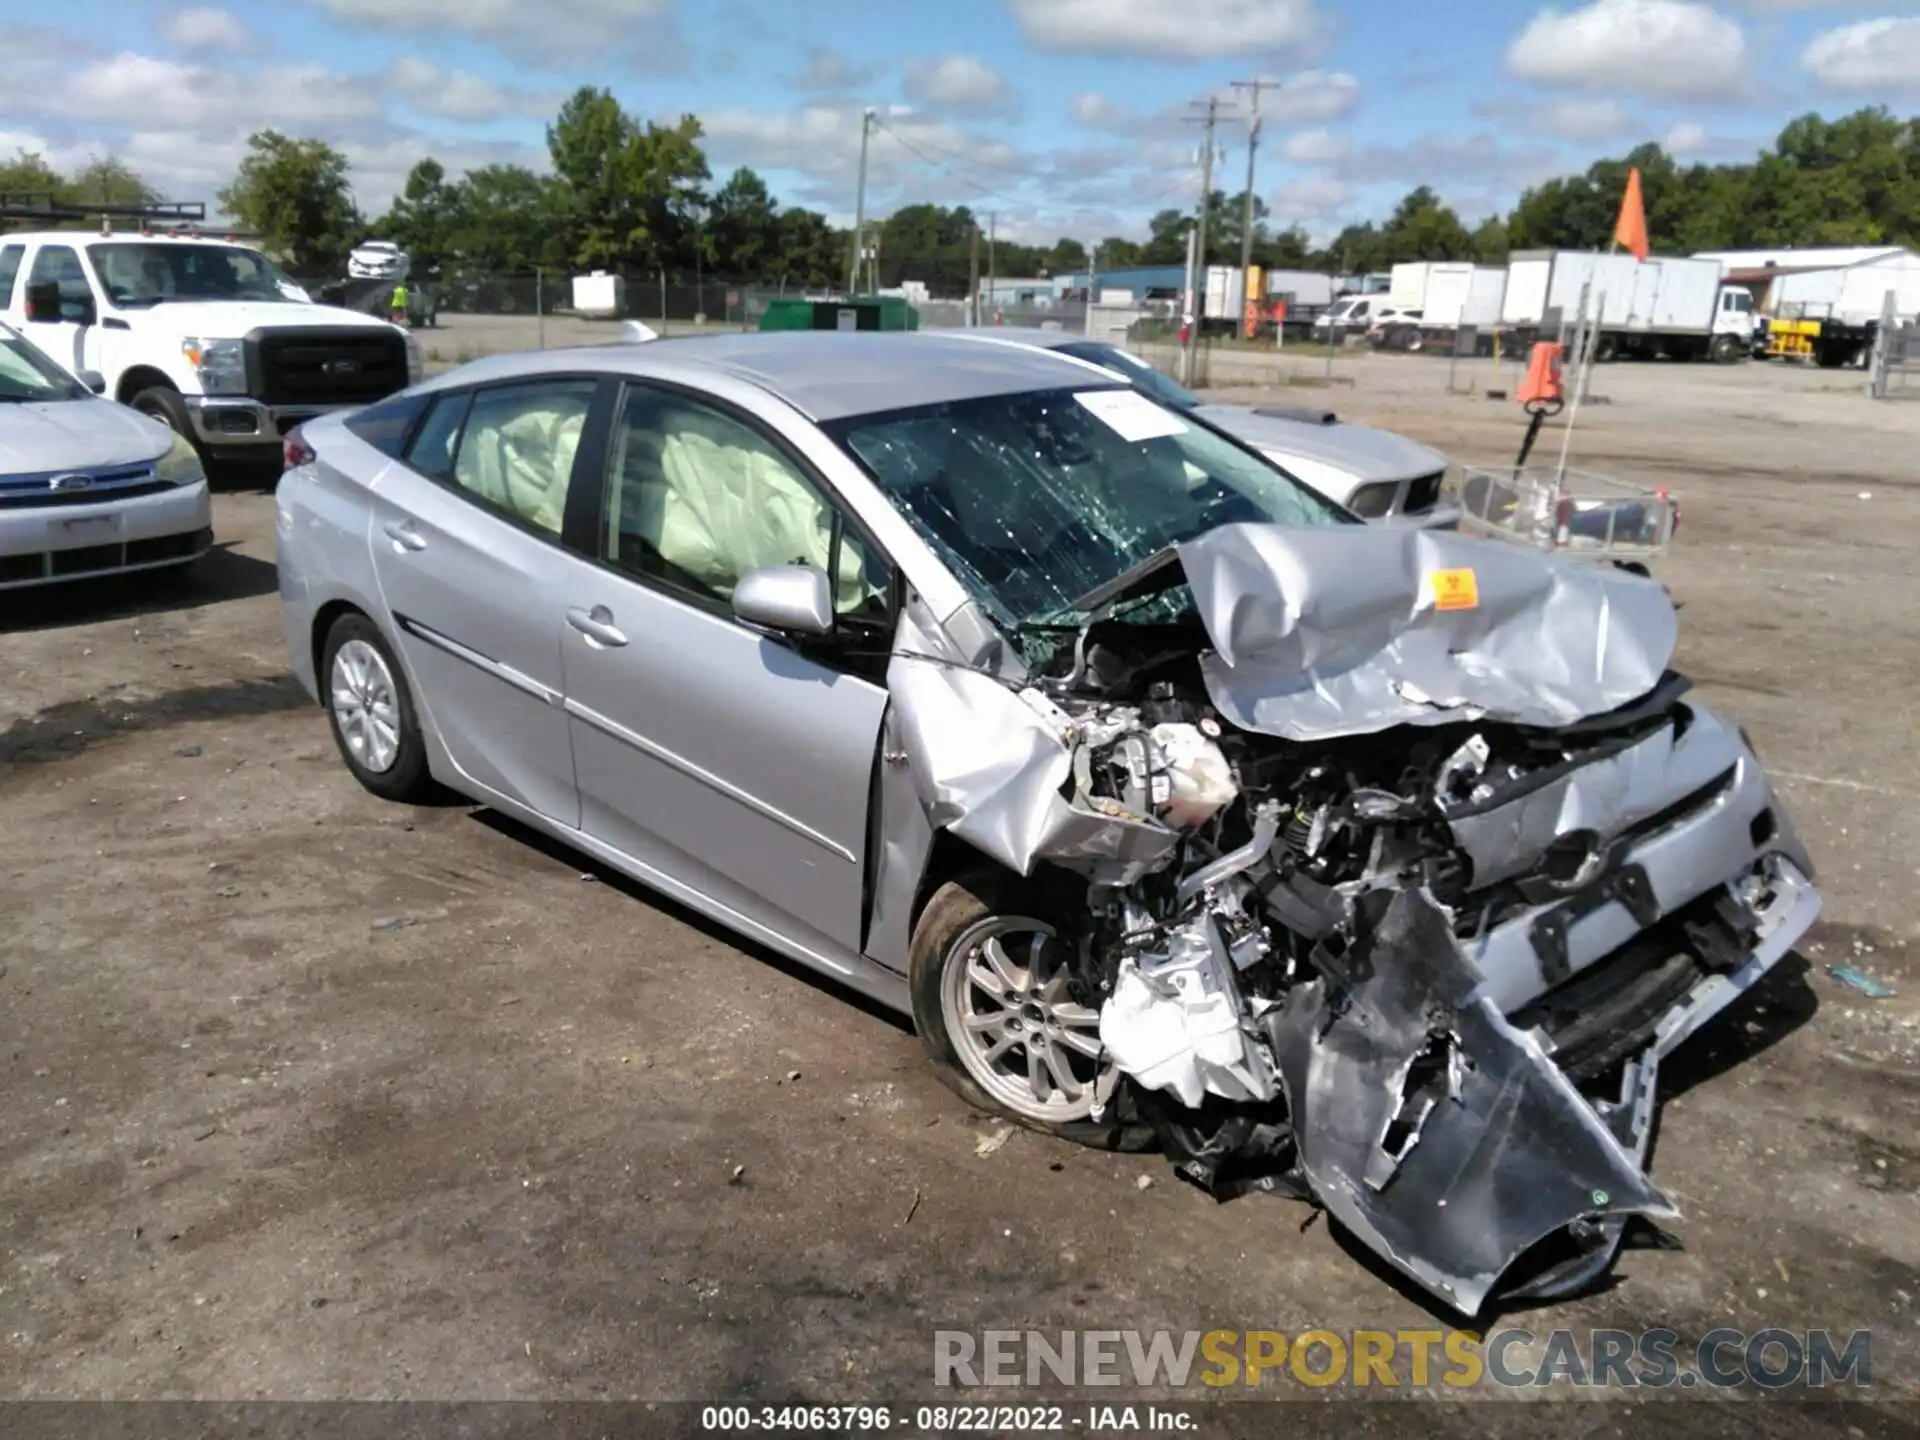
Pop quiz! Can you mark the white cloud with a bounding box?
[793,48,874,92]
[903,54,1017,113]
[1507,0,1750,97]
[1271,173,1351,221]
[1804,18,1920,91]
[312,0,683,64]
[386,57,558,122]
[1536,98,1635,139]
[702,104,1024,196]
[1007,0,1326,60]
[1344,133,1564,190]
[33,53,385,128]
[157,7,259,53]
[1665,121,1710,153]
[1259,70,1361,124]
[1070,91,1141,133]
[1281,128,1349,162]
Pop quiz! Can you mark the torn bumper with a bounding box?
[1266,853,1818,1318]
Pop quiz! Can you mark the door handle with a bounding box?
[383,520,428,552]
[566,604,629,648]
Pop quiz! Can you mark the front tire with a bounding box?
[128,385,209,467]
[909,871,1151,1151]
[320,613,434,803]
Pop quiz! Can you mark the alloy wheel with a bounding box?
[330,638,402,774]
[940,916,1109,1124]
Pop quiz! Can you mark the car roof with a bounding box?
[1,231,248,247]
[428,330,1130,423]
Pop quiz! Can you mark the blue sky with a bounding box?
[3,0,1917,243]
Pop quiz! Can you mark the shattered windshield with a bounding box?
[831,386,1348,635]
[91,242,292,306]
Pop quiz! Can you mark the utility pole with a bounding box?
[847,106,875,295]
[986,210,997,323]
[1230,78,1268,339]
[1084,240,1098,336]
[1182,96,1227,385]
[968,221,981,326]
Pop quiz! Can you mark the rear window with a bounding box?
[343,392,426,458]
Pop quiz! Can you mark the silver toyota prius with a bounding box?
[277,331,1818,1315]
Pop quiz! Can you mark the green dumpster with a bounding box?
[758,297,919,332]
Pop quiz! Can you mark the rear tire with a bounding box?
[319,613,434,804]
[909,871,1152,1152]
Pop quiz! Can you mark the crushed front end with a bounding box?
[890,524,1819,1316]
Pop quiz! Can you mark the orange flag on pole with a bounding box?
[1614,166,1650,260]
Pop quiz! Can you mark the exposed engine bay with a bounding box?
[886,523,1820,1316]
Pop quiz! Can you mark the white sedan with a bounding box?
[0,321,212,590]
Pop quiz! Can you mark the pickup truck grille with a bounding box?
[250,328,408,407]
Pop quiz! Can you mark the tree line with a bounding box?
[4,92,1916,295]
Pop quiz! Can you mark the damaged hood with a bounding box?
[1177,523,1678,741]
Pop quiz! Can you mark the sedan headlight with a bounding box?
[181,337,249,396]
[155,431,206,487]
[404,331,424,385]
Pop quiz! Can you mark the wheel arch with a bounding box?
[310,598,370,701]
[117,366,178,406]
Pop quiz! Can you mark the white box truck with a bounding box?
[1375,264,1506,351]
[1500,249,1752,362]
[1765,254,1920,368]
[571,271,626,319]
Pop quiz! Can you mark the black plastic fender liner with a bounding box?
[1264,886,1675,1317]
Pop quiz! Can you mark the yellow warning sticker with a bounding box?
[1429,568,1479,612]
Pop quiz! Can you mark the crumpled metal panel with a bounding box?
[1445,704,1741,891]
[1178,523,1678,741]
[1265,887,1675,1317]
[886,599,1178,884]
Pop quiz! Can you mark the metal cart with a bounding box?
[1455,465,1678,572]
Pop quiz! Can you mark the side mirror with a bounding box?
[731,564,835,638]
[78,369,106,394]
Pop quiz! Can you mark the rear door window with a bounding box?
[447,379,598,537]
[0,244,23,309]
[343,392,427,458]
[25,245,95,321]
[405,390,472,480]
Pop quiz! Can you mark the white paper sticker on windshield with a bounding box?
[1075,389,1188,443]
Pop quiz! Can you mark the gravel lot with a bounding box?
[3,343,1918,1433]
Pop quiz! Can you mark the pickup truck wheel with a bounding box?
[910,872,1154,1152]
[129,386,208,464]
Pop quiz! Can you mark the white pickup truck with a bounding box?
[0,230,421,466]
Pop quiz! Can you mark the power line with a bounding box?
[876,122,1036,180]
[873,119,1026,206]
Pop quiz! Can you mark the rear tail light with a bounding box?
[283,426,316,469]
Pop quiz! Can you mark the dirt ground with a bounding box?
[3,346,1919,1434]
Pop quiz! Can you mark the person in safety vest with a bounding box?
[389,282,409,326]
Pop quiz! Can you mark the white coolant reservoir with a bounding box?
[1151,723,1238,828]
